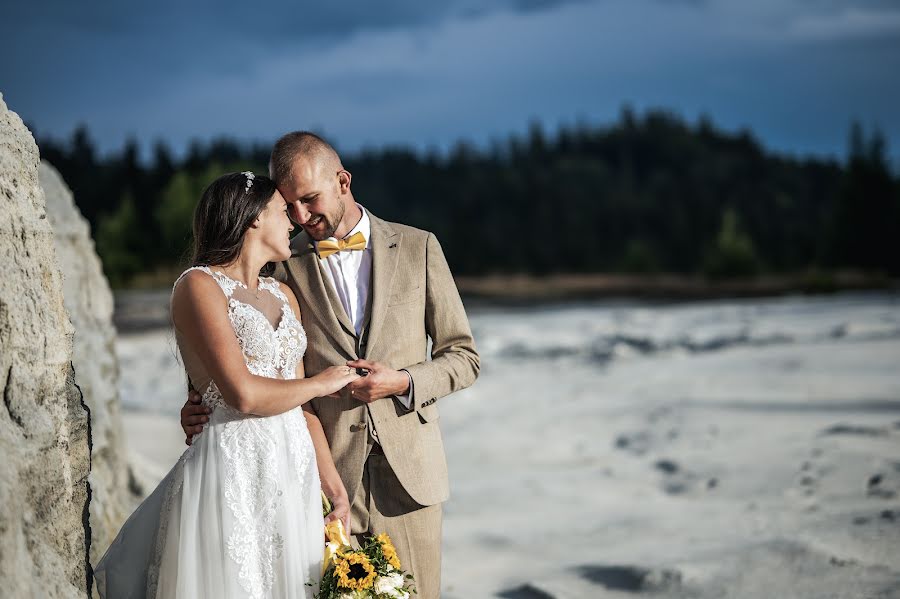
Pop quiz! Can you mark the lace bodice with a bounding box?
[173,266,308,398]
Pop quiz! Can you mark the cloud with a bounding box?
[3,0,594,40]
[788,7,900,42]
[2,0,898,161]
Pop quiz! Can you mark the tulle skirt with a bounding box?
[96,405,323,599]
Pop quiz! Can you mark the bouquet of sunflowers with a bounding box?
[316,493,416,599]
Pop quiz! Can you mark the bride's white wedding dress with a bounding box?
[96,267,322,598]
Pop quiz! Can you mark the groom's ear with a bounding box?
[337,169,352,193]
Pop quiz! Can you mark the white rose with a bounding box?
[373,577,392,595]
[374,573,404,594]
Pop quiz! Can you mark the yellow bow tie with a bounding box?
[317,231,367,259]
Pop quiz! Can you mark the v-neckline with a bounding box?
[227,297,291,335]
[208,268,288,333]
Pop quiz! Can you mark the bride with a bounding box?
[95,171,359,598]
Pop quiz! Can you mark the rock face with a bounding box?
[0,94,91,597]
[41,162,137,569]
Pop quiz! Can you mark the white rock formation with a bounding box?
[40,162,138,569]
[0,95,91,596]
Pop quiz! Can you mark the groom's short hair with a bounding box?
[269,131,340,186]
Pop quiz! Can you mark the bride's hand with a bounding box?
[313,365,360,397]
[324,493,351,538]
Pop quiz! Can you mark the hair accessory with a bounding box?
[241,171,255,193]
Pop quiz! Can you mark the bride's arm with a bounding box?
[171,270,358,417]
[302,404,351,535]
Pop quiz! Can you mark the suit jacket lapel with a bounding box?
[286,232,357,356]
[365,215,401,359]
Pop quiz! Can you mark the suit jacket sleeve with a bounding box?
[403,233,480,409]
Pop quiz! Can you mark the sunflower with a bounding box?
[376,533,401,570]
[334,552,377,590]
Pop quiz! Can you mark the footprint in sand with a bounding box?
[852,509,897,526]
[613,430,652,456]
[652,458,707,495]
[794,447,829,500]
[614,407,686,457]
[867,472,898,500]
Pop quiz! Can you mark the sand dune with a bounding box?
[117,292,900,598]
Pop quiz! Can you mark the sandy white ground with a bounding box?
[118,292,900,598]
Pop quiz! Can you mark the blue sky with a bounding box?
[3,0,899,162]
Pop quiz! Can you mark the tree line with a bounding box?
[34,109,900,287]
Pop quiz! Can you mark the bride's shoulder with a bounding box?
[173,267,211,291]
[173,265,211,286]
[171,268,226,307]
[170,269,230,332]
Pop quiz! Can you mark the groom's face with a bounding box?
[281,157,345,241]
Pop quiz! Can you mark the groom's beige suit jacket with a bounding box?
[275,212,479,507]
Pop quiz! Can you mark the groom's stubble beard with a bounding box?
[304,199,345,241]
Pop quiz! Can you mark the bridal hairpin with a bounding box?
[241,171,255,193]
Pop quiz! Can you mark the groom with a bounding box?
[181,131,479,598]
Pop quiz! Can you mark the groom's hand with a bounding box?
[344,359,409,403]
[181,390,211,446]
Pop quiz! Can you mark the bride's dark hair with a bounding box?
[191,172,279,275]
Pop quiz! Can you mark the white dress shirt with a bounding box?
[315,205,413,410]
[318,205,372,337]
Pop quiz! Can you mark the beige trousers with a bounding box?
[351,450,443,599]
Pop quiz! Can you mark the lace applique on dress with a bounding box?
[228,299,282,378]
[276,307,307,380]
[220,415,284,598]
[284,409,315,506]
[258,277,289,302]
[171,267,311,598]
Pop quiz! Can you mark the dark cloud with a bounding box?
[1,0,897,161]
[3,1,594,40]
[1,0,595,108]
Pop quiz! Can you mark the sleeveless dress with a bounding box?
[96,267,323,599]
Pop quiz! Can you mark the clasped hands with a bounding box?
[341,359,410,403]
[180,359,409,445]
